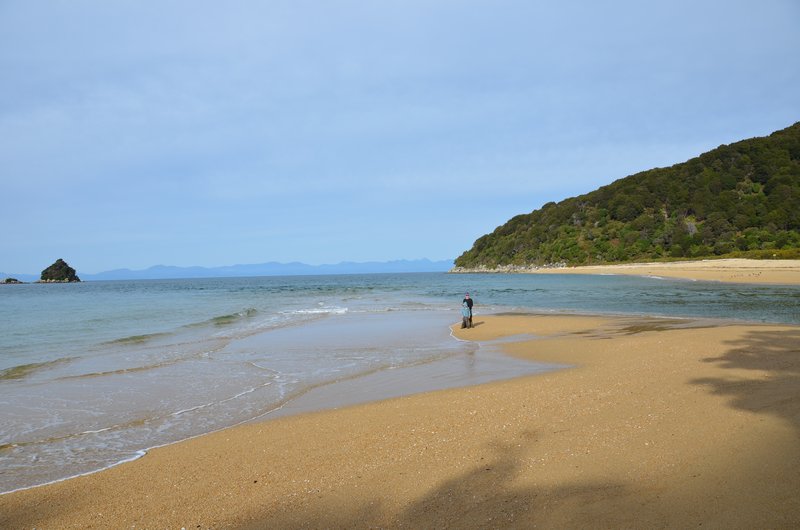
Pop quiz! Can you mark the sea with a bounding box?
[1,272,799,494]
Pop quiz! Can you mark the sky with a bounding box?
[1,1,799,275]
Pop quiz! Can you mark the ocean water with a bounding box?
[1,272,799,493]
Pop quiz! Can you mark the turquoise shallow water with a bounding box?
[0,272,798,493]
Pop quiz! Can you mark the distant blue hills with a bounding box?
[2,259,454,282]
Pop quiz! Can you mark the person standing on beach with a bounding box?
[463,292,474,327]
[461,301,472,328]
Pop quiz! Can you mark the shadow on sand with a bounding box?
[692,327,800,432]
[251,433,637,529]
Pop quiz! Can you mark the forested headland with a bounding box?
[455,122,800,269]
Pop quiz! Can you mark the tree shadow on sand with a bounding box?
[395,436,635,529]
[252,434,651,529]
[691,328,800,433]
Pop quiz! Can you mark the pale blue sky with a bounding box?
[1,1,799,274]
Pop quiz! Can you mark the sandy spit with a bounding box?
[1,314,799,528]
[526,258,800,284]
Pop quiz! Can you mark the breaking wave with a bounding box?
[0,357,74,381]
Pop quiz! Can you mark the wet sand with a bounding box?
[2,313,799,528]
[530,258,800,284]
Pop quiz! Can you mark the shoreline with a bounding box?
[0,321,557,497]
[2,313,798,527]
[453,258,800,285]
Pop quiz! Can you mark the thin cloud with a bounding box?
[1,1,798,273]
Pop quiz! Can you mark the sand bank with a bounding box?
[530,258,800,284]
[2,314,799,528]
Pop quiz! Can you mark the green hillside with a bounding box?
[455,122,800,268]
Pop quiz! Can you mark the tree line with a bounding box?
[455,122,800,268]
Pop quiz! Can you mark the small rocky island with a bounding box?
[38,259,81,283]
[2,277,23,284]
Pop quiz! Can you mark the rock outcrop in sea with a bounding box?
[39,259,81,283]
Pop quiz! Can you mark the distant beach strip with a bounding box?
[452,258,800,285]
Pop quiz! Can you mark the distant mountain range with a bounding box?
[2,259,454,282]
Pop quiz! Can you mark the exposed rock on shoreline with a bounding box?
[449,262,567,273]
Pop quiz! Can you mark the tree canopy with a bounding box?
[455,122,800,268]
[40,259,81,282]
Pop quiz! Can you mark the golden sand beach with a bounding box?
[529,258,800,284]
[1,261,799,528]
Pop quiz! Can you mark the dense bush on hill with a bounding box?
[40,259,81,282]
[455,122,800,268]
